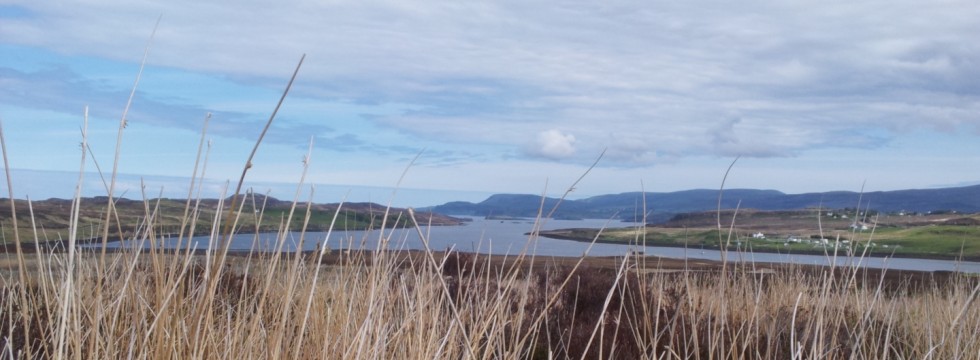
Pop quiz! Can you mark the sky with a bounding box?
[1,0,979,207]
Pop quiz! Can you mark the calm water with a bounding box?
[101,216,980,274]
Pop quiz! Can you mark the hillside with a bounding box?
[429,185,980,222]
[0,195,462,246]
[535,208,980,260]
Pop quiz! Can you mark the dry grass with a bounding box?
[2,234,979,359]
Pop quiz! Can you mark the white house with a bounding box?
[850,222,870,231]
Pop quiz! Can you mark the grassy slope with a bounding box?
[0,197,459,245]
[871,225,980,256]
[538,211,980,259]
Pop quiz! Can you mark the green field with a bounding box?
[540,223,980,260]
[0,197,457,246]
[870,225,980,257]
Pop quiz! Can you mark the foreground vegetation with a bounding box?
[3,233,980,359]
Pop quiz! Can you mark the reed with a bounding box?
[1,198,979,359]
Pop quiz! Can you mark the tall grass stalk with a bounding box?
[54,106,88,360]
[0,115,31,359]
[219,54,305,250]
[3,194,980,359]
[177,112,211,247]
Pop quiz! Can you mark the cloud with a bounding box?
[526,129,576,160]
[2,0,979,169]
[0,65,245,132]
[0,5,33,19]
[0,65,389,155]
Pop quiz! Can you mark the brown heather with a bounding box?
[2,231,979,359]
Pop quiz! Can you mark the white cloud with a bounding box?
[527,129,576,160]
[2,0,979,172]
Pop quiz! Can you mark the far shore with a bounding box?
[535,229,980,262]
[3,226,977,266]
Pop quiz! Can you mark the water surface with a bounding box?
[104,216,980,273]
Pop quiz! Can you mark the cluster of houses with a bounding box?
[746,232,886,250]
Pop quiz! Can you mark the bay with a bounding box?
[103,216,980,274]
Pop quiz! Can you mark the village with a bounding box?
[744,229,889,253]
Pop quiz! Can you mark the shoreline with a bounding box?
[535,231,980,262]
[4,248,965,292]
[3,230,977,272]
[0,222,457,253]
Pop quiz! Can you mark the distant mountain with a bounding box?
[428,185,980,223]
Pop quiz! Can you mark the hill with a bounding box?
[429,185,980,222]
[0,195,462,247]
